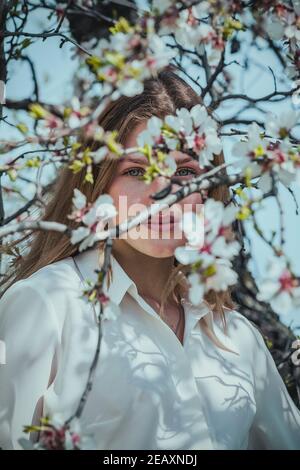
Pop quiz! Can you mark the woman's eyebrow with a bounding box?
[176,156,197,165]
[119,156,148,165]
[118,155,196,165]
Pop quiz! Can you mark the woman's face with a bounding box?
[107,120,204,258]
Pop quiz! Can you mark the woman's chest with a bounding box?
[47,299,257,449]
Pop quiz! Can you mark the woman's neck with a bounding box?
[112,242,176,305]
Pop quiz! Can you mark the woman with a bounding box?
[0,67,300,450]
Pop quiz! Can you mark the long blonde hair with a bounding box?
[0,65,238,354]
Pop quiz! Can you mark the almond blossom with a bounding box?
[266,8,300,43]
[136,115,169,148]
[153,2,218,56]
[81,278,122,323]
[171,104,223,165]
[65,97,91,129]
[85,16,177,101]
[257,257,300,315]
[137,104,222,168]
[18,413,96,450]
[175,199,240,306]
[158,3,213,49]
[232,122,300,191]
[265,110,299,139]
[257,140,300,191]
[263,1,300,78]
[68,189,117,251]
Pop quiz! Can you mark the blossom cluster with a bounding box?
[84,15,177,100]
[137,103,222,170]
[23,102,124,183]
[18,414,96,450]
[232,114,300,191]
[257,257,300,315]
[68,189,117,251]
[264,0,300,78]
[175,198,240,305]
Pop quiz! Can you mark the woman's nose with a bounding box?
[148,174,170,196]
[146,174,183,202]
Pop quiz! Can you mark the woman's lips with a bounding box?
[140,213,182,231]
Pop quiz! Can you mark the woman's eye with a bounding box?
[124,167,145,177]
[175,167,196,177]
[123,167,196,178]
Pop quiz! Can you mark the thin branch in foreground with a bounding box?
[65,238,113,424]
[0,162,262,242]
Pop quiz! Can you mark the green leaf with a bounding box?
[21,38,33,49]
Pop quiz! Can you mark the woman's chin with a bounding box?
[127,237,186,258]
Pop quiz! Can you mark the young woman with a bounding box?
[0,67,300,450]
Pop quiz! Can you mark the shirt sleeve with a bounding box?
[247,321,300,450]
[0,280,60,450]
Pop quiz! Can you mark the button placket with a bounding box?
[126,285,215,449]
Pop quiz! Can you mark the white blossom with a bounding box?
[175,199,239,305]
[188,272,205,305]
[165,104,222,166]
[69,191,117,251]
[232,122,300,190]
[86,19,177,100]
[72,188,87,210]
[137,116,164,147]
[158,2,212,49]
[265,110,299,139]
[232,122,268,168]
[205,258,239,292]
[137,105,221,170]
[102,301,121,321]
[151,0,173,15]
[147,34,178,69]
[257,258,300,315]
[266,15,286,41]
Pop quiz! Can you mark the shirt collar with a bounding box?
[72,246,212,324]
[72,246,134,306]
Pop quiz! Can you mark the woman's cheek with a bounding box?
[108,182,148,225]
[108,176,203,226]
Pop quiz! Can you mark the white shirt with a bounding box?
[0,246,300,450]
